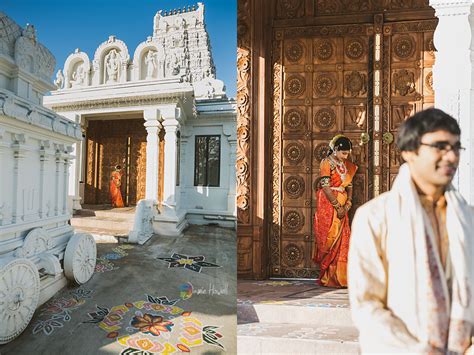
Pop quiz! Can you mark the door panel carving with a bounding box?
[271,17,436,278]
[84,119,147,206]
[382,20,436,192]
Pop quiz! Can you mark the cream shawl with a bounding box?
[348,163,473,353]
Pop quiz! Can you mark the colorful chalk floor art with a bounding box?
[95,245,135,273]
[85,287,225,354]
[32,288,93,336]
[156,253,220,273]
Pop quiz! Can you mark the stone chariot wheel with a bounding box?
[0,258,40,344]
[64,233,96,285]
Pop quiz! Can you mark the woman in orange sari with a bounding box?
[110,165,124,208]
[313,135,357,288]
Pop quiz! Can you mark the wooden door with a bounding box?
[380,20,436,191]
[84,119,147,206]
[270,18,436,278]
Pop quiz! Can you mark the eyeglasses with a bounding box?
[419,141,466,154]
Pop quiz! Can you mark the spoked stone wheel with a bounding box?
[0,258,40,344]
[64,233,96,285]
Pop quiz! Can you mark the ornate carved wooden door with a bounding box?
[85,119,147,206]
[270,18,436,278]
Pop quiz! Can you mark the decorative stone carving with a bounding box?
[13,23,56,83]
[283,243,303,267]
[313,39,334,61]
[194,77,226,99]
[393,35,415,59]
[344,71,367,97]
[64,233,96,285]
[314,107,336,130]
[0,258,40,344]
[14,228,54,258]
[54,69,64,89]
[283,210,304,233]
[284,175,305,199]
[313,73,336,97]
[0,12,22,58]
[345,38,365,60]
[285,142,306,164]
[392,69,416,96]
[38,254,62,276]
[284,108,306,130]
[285,74,306,96]
[285,40,304,62]
[313,143,330,163]
[104,49,120,83]
[144,50,157,79]
[129,200,154,244]
[70,62,86,87]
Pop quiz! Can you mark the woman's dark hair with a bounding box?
[327,136,352,156]
[396,108,460,152]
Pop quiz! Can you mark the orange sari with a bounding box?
[313,157,357,287]
[110,170,124,208]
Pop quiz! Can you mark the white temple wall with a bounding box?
[430,0,474,204]
[179,117,236,227]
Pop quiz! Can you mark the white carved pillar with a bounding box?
[11,134,26,223]
[162,118,180,208]
[179,130,191,208]
[144,108,162,201]
[63,146,74,215]
[61,112,83,211]
[79,120,88,205]
[0,128,13,226]
[38,140,50,219]
[431,0,474,203]
[54,144,63,216]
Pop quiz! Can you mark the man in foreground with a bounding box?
[348,108,473,353]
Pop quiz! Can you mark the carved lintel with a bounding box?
[15,227,54,258]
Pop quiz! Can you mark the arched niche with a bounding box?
[132,38,164,81]
[63,50,91,89]
[92,36,130,85]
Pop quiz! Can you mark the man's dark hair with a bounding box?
[396,108,461,152]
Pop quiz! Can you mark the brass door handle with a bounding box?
[382,132,394,145]
[359,132,370,146]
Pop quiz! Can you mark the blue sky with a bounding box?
[2,0,237,98]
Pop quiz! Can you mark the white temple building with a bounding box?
[43,3,237,238]
[0,13,96,343]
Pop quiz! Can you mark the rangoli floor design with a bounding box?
[85,288,225,354]
[95,244,135,273]
[32,287,93,336]
[156,253,220,273]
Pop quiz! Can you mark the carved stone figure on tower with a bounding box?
[70,63,86,87]
[144,50,157,79]
[105,49,120,83]
[54,69,64,89]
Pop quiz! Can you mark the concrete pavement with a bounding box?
[0,225,236,355]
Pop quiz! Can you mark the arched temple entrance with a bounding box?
[237,0,438,279]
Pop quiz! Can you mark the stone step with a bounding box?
[71,216,133,231]
[74,208,136,221]
[238,322,359,354]
[71,225,129,243]
[238,302,352,327]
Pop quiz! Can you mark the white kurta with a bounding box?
[348,164,474,353]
